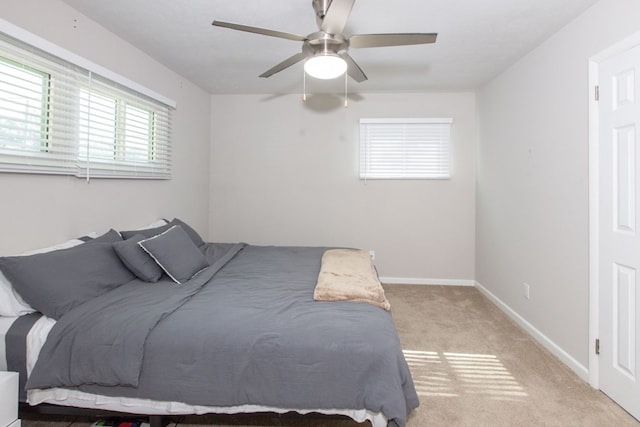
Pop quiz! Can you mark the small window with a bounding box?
[359,118,452,180]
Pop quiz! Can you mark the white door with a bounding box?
[598,42,640,421]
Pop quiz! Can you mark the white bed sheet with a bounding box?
[25,316,387,427]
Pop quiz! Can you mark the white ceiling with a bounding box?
[60,0,600,95]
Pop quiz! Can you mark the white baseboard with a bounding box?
[474,281,589,382]
[380,277,475,286]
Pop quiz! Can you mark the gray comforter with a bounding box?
[27,244,419,427]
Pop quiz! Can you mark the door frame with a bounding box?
[588,31,640,389]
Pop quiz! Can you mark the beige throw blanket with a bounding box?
[314,249,391,311]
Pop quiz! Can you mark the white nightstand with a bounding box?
[0,372,19,427]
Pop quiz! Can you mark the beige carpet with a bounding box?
[21,285,639,427]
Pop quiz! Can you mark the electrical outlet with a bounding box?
[523,282,530,300]
[369,250,375,260]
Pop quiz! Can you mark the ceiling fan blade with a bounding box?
[212,21,306,42]
[320,0,356,35]
[349,33,437,48]
[341,53,367,82]
[259,52,308,78]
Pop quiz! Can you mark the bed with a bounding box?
[0,219,418,427]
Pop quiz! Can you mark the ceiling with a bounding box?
[60,0,600,95]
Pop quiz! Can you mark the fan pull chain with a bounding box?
[344,72,348,108]
[303,69,307,102]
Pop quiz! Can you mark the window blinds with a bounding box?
[76,76,172,179]
[0,30,173,179]
[359,118,452,180]
[0,36,82,175]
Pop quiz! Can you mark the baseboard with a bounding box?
[474,281,589,382]
[380,277,475,286]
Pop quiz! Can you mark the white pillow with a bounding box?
[134,219,168,230]
[19,238,85,256]
[0,238,85,317]
[0,269,35,317]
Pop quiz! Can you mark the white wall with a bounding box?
[210,92,476,281]
[476,0,640,371]
[0,0,211,254]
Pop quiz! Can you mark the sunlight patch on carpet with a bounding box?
[403,350,528,401]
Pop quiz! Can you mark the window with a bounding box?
[0,30,173,179]
[76,80,171,178]
[359,118,453,180]
[0,57,49,154]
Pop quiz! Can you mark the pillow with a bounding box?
[170,218,205,247]
[138,225,209,284]
[136,219,168,230]
[0,270,37,317]
[0,230,122,317]
[121,218,205,247]
[0,237,86,317]
[77,232,99,242]
[85,229,123,244]
[113,234,164,282]
[76,229,122,243]
[0,241,135,320]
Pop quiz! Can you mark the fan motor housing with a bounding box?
[306,31,348,54]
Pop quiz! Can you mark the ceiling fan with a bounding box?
[212,0,437,82]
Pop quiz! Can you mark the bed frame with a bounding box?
[20,403,168,427]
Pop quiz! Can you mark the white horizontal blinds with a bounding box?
[0,30,173,179]
[0,33,82,175]
[360,118,453,179]
[76,76,172,179]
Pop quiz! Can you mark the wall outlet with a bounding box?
[369,250,375,260]
[523,282,530,300]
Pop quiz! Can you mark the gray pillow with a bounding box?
[86,229,123,244]
[0,242,135,320]
[138,225,209,284]
[113,234,164,282]
[121,218,205,247]
[171,218,205,247]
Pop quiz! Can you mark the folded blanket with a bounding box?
[314,249,390,311]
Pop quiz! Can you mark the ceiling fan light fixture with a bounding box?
[304,53,347,79]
